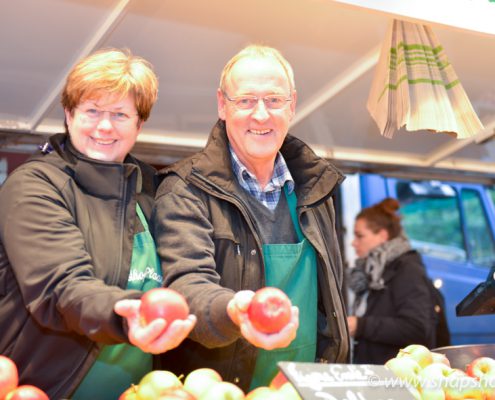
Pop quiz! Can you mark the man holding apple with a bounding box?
[152,44,350,391]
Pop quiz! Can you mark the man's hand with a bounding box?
[347,315,357,337]
[227,290,299,350]
[114,299,196,354]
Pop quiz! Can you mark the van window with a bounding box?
[461,189,495,266]
[396,181,466,262]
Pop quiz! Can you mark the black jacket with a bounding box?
[152,120,350,391]
[0,134,157,399]
[353,250,437,365]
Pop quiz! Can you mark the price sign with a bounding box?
[278,362,417,400]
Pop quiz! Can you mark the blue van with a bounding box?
[340,173,495,346]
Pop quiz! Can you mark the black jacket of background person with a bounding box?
[353,250,437,365]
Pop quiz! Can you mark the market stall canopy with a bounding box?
[2,0,495,178]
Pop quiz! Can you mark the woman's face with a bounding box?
[65,93,142,162]
[352,218,389,258]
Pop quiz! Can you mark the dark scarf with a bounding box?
[348,235,411,316]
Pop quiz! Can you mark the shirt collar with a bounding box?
[229,144,294,194]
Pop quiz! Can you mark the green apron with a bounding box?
[72,204,162,399]
[249,186,318,389]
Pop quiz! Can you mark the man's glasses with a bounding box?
[76,107,138,124]
[222,92,292,111]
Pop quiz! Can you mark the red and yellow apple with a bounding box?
[0,355,18,399]
[139,288,189,327]
[247,287,292,334]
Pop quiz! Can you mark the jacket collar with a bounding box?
[43,133,148,198]
[191,120,344,206]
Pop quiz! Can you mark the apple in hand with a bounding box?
[137,370,182,400]
[247,287,292,334]
[397,344,433,369]
[5,385,49,400]
[183,368,222,398]
[139,288,189,326]
[0,355,18,399]
[198,381,244,400]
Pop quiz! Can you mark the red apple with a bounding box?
[269,370,288,390]
[397,344,433,369]
[140,288,189,326]
[4,385,49,400]
[465,357,495,381]
[137,370,182,400]
[0,355,18,399]
[443,374,483,400]
[247,287,292,334]
[198,381,244,400]
[183,368,222,398]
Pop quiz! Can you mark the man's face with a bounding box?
[217,57,296,172]
[65,93,142,163]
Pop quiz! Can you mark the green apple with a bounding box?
[397,344,433,369]
[245,386,281,400]
[183,368,222,398]
[198,381,244,400]
[137,370,182,400]
[278,382,302,400]
[385,356,422,388]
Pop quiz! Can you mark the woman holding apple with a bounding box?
[347,198,437,365]
[0,48,195,399]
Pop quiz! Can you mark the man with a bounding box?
[152,45,349,391]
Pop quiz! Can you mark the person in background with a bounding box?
[152,44,349,392]
[347,198,436,364]
[0,48,195,399]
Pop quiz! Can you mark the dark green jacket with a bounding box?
[152,120,350,392]
[0,134,157,399]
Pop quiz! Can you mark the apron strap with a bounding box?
[284,185,304,242]
[135,202,149,231]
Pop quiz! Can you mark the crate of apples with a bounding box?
[119,367,301,400]
[384,344,495,400]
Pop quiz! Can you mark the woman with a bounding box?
[0,48,195,399]
[347,198,436,365]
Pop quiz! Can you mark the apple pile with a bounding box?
[119,368,301,400]
[0,355,49,400]
[247,287,292,334]
[384,344,495,400]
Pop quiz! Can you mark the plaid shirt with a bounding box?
[229,145,295,210]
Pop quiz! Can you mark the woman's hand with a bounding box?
[114,299,196,354]
[227,290,299,350]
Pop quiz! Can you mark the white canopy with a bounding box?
[2,0,495,179]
